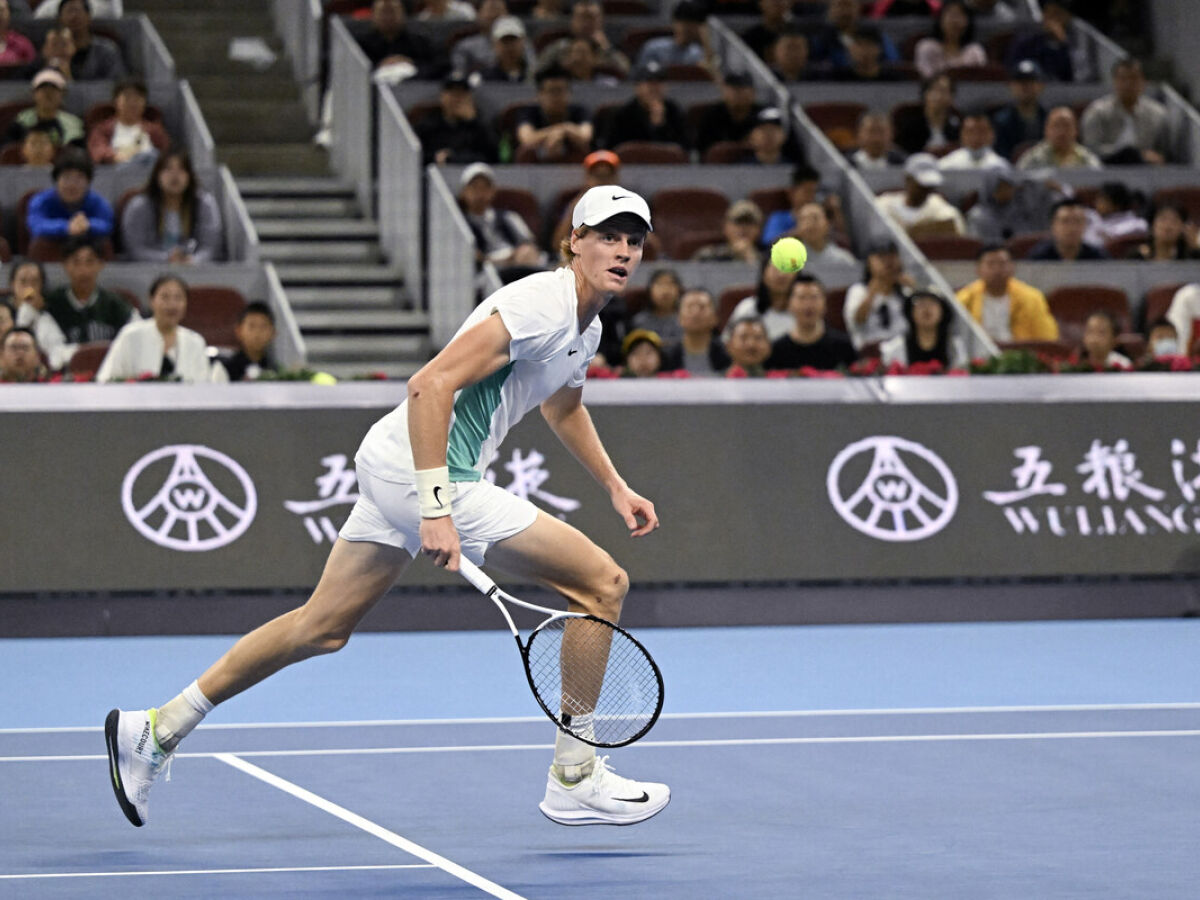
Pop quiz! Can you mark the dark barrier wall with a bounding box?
[3,378,1200,593]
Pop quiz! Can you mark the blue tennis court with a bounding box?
[4,618,1200,898]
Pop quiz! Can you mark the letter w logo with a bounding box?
[874,479,909,501]
[171,487,208,510]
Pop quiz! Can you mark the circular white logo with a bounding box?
[121,445,257,551]
[826,436,958,542]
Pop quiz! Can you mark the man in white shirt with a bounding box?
[875,152,966,236]
[938,111,1009,172]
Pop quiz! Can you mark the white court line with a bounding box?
[6,729,1200,763]
[4,702,1200,734]
[0,864,435,881]
[215,753,527,900]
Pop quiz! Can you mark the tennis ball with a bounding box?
[771,237,807,273]
[310,372,338,385]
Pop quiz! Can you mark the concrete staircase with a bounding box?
[126,0,430,378]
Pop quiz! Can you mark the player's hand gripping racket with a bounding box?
[457,557,664,747]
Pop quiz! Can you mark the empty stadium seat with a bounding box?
[1006,230,1050,259]
[181,286,247,348]
[1142,282,1187,331]
[1046,284,1130,344]
[650,187,729,259]
[493,186,543,238]
[1152,186,1200,223]
[612,141,688,164]
[748,187,789,217]
[673,228,726,260]
[1103,232,1149,261]
[29,236,113,262]
[67,341,110,377]
[914,234,983,260]
[804,102,867,151]
[716,283,755,330]
[701,141,751,164]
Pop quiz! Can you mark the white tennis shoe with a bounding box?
[539,755,670,826]
[104,708,173,827]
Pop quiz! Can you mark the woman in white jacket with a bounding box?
[96,275,225,383]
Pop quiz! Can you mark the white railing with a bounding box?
[425,165,476,349]
[218,166,260,264]
[328,17,374,217]
[137,13,175,85]
[265,262,307,369]
[178,80,216,174]
[271,0,323,124]
[377,86,424,302]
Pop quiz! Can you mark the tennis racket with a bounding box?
[457,557,664,748]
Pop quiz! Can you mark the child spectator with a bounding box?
[661,288,730,375]
[843,240,913,349]
[27,147,113,248]
[97,275,226,383]
[914,0,987,80]
[218,301,279,382]
[880,290,969,369]
[621,329,664,377]
[33,236,135,369]
[121,150,224,264]
[0,0,35,72]
[0,327,47,382]
[57,0,127,81]
[18,123,57,165]
[725,253,800,341]
[1143,318,1179,361]
[766,274,857,371]
[87,80,169,165]
[1072,310,1131,370]
[955,243,1058,342]
[6,68,83,148]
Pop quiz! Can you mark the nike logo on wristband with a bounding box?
[615,792,650,803]
[433,486,445,508]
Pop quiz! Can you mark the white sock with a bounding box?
[155,681,214,752]
[553,714,596,783]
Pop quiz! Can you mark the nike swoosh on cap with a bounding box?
[611,194,631,201]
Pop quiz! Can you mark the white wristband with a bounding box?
[415,466,453,518]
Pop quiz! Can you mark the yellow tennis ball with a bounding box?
[310,372,338,385]
[771,237,807,273]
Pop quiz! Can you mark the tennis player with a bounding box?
[106,186,670,828]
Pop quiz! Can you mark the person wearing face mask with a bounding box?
[1142,318,1180,362]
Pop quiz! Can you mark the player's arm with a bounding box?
[407,312,513,569]
[540,384,659,537]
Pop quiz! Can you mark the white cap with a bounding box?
[571,185,653,231]
[459,161,495,188]
[905,152,943,188]
[491,15,525,40]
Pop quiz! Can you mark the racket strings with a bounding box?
[526,616,661,746]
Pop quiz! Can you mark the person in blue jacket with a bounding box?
[26,147,114,247]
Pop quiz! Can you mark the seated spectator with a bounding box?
[792,202,857,267]
[415,72,497,166]
[87,79,169,165]
[724,315,772,376]
[1128,204,1200,261]
[549,149,621,252]
[561,36,620,86]
[767,24,819,83]
[28,147,113,246]
[10,258,47,329]
[846,111,906,170]
[991,60,1048,161]
[537,0,630,79]
[630,268,684,345]
[1166,284,1200,353]
[458,162,545,277]
[0,0,36,72]
[742,0,796,62]
[1028,198,1108,260]
[1016,106,1101,170]
[966,167,1063,243]
[725,252,801,341]
[895,74,961,155]
[357,0,436,77]
[636,1,717,76]
[762,163,845,245]
[452,0,533,76]
[693,199,763,263]
[57,0,127,81]
[121,150,223,264]
[480,17,532,83]
[6,68,84,148]
[603,62,686,151]
[955,243,1059,342]
[832,26,905,82]
[1143,317,1179,361]
[843,240,913,349]
[0,298,13,341]
[766,274,857,371]
[810,0,899,70]
[16,123,57,165]
[1082,182,1147,248]
[881,290,969,369]
[1081,59,1171,166]
[515,66,592,162]
[694,71,761,156]
[937,110,1008,171]
[741,106,804,165]
[661,288,730,375]
[914,0,987,80]
[36,25,74,81]
[1005,0,1080,83]
[218,301,279,382]
[97,275,226,383]
[32,236,136,369]
[621,328,664,377]
[0,327,46,382]
[876,152,967,237]
[35,0,119,18]
[1071,310,1131,369]
[417,0,476,23]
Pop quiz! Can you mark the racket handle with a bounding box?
[457,557,498,596]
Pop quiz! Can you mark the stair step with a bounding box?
[276,264,404,285]
[303,334,430,360]
[295,309,429,332]
[188,75,300,103]
[256,218,380,240]
[316,360,425,380]
[260,241,382,263]
[170,50,293,80]
[128,0,267,11]
[207,115,314,144]
[287,285,406,309]
[238,176,355,197]
[244,196,360,218]
[219,143,330,177]
[160,31,284,57]
[137,12,275,34]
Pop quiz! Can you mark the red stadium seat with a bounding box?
[1046,285,1130,345]
[181,286,247,348]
